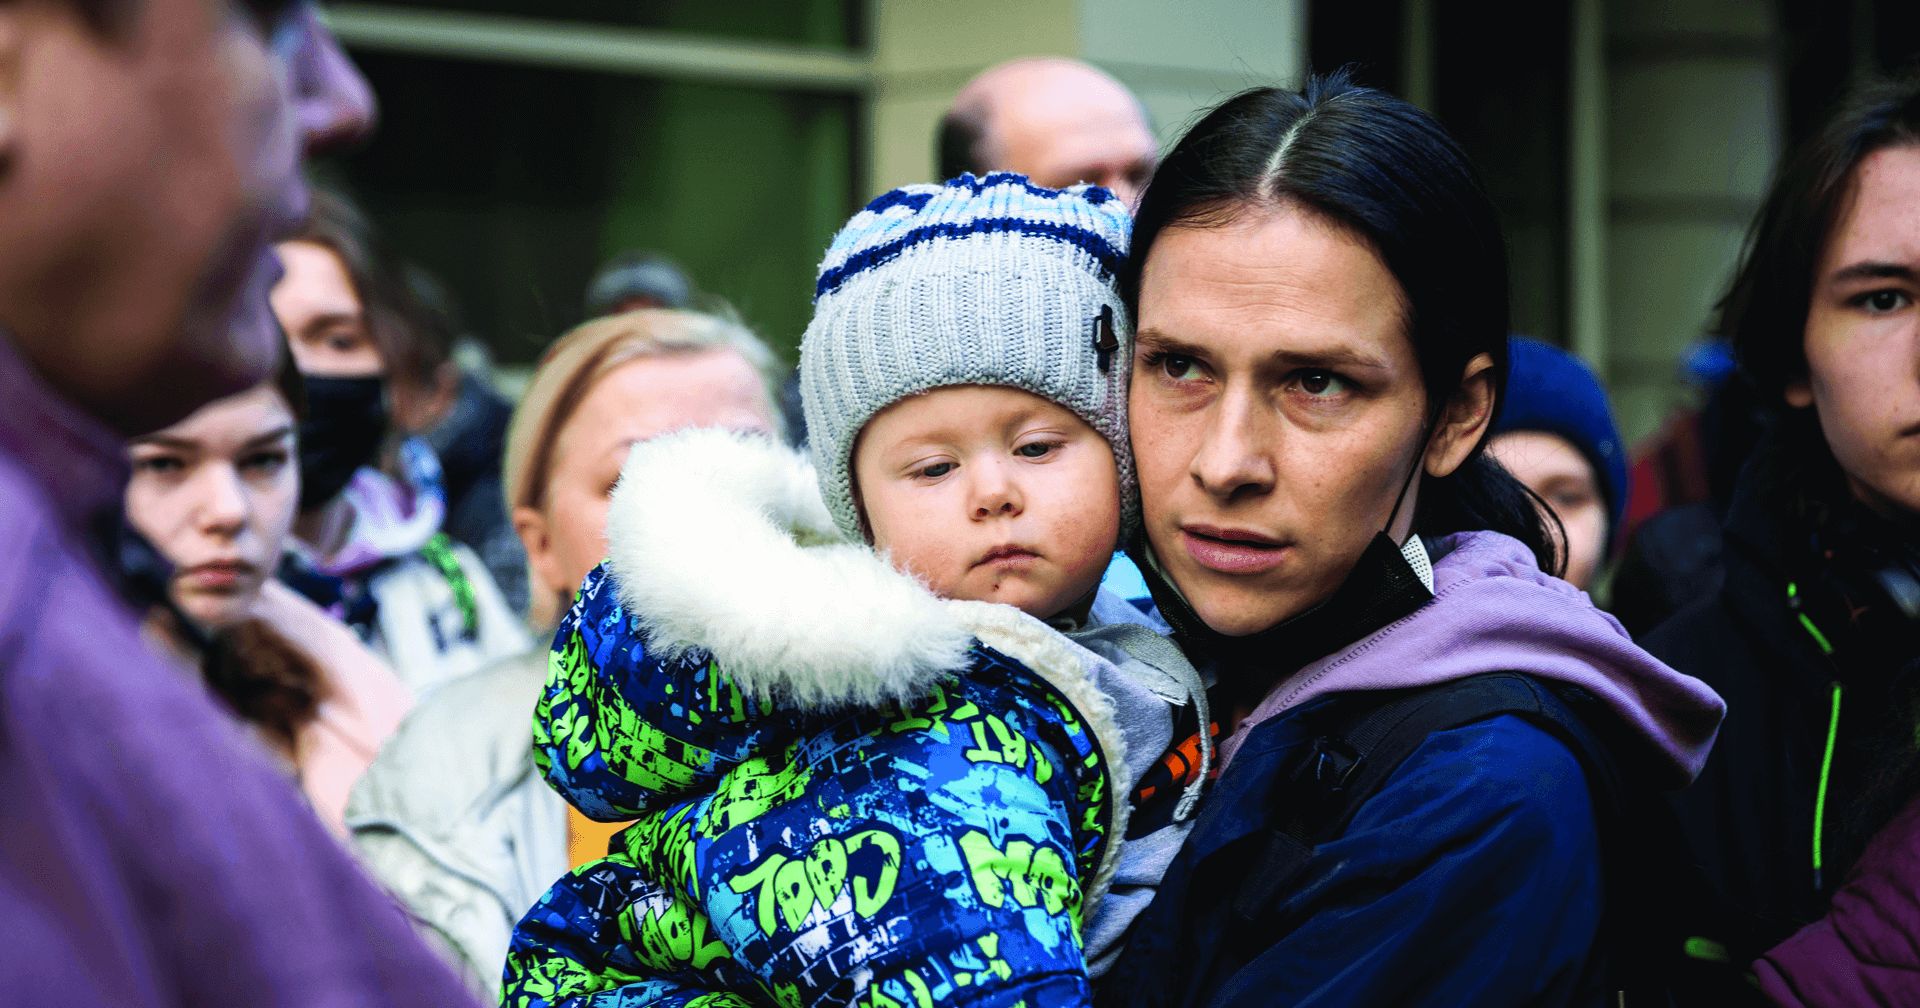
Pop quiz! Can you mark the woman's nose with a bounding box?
[1190,387,1277,501]
[195,466,253,537]
[286,6,377,158]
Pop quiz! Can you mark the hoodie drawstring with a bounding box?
[1788,581,1841,891]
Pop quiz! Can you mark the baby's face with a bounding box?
[854,385,1120,620]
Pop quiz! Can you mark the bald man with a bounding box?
[938,57,1158,208]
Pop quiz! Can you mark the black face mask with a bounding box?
[298,375,388,511]
[1130,532,1434,704]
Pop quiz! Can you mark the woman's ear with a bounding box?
[1425,352,1497,479]
[1783,374,1814,409]
[513,504,563,596]
[0,8,24,179]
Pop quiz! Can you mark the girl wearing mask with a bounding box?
[126,353,412,836]
[272,191,527,697]
[345,309,784,996]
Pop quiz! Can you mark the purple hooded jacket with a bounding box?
[0,336,480,1006]
[1757,794,1920,1005]
[1219,530,1726,790]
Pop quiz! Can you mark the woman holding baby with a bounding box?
[1098,71,1727,1006]
[493,71,1727,1008]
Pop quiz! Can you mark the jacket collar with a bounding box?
[0,329,130,535]
[1126,532,1435,703]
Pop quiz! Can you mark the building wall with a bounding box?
[1601,0,1780,444]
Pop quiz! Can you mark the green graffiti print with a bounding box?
[727,828,903,937]
[956,829,1076,918]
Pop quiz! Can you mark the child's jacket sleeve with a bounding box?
[507,563,1123,1008]
[531,563,775,822]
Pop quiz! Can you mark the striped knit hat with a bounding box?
[800,173,1136,543]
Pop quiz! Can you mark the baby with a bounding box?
[504,175,1207,1008]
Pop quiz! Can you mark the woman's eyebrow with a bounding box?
[1137,328,1389,371]
[1135,328,1209,357]
[240,426,297,450]
[1267,347,1391,371]
[128,433,197,450]
[1830,260,1915,283]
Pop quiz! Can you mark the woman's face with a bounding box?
[271,239,383,377]
[517,350,778,608]
[1787,144,1920,521]
[1130,202,1489,636]
[125,384,300,630]
[1488,430,1606,590]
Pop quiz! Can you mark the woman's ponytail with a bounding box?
[1418,453,1565,578]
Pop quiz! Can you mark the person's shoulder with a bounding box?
[347,650,547,827]
[1358,712,1597,841]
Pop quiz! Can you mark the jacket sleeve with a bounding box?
[502,845,760,1008]
[533,563,772,821]
[1215,714,1604,1008]
[687,670,1106,1008]
[1753,794,1920,1007]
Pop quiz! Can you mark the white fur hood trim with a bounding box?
[605,427,973,709]
[607,428,1130,908]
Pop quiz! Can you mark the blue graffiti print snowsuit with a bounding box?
[503,429,1131,1008]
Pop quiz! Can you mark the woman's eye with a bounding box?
[1015,442,1058,459]
[327,333,364,353]
[1552,490,1595,510]
[240,450,290,475]
[135,456,184,476]
[1859,289,1913,314]
[1295,370,1349,398]
[1162,354,1201,381]
[917,462,954,479]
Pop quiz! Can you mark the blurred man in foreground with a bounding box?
[937,56,1158,208]
[0,2,478,1003]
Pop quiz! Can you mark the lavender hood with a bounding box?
[1218,530,1725,790]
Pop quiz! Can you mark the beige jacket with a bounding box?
[344,650,568,998]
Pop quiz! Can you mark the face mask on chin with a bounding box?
[298,375,388,511]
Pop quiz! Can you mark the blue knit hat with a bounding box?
[1495,336,1628,543]
[799,173,1135,542]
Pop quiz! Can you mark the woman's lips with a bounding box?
[1180,526,1289,575]
[179,561,257,592]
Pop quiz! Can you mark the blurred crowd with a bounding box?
[4,3,1920,1007]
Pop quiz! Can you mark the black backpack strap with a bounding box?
[1231,672,1592,923]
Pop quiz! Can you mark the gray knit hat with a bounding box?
[799,173,1136,542]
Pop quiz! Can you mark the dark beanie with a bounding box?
[1495,336,1629,544]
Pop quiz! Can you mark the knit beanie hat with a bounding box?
[800,173,1136,542]
[1495,336,1629,545]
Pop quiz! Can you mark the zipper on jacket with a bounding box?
[1812,680,1843,891]
[1788,581,1841,892]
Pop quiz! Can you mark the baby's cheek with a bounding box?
[885,532,972,596]
[1049,505,1119,583]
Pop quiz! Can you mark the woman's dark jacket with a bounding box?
[1102,532,1723,1007]
[1647,423,1920,945]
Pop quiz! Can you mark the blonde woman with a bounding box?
[345,309,783,996]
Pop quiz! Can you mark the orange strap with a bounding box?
[566,806,634,869]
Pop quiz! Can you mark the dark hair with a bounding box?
[936,104,989,182]
[202,619,328,756]
[290,188,450,388]
[1124,69,1561,574]
[1719,72,1920,409]
[272,333,306,423]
